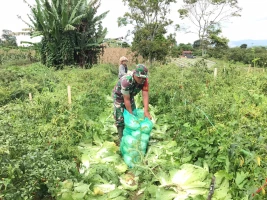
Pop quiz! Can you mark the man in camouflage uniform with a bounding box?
[112,64,152,143]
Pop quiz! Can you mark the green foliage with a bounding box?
[148,63,267,199]
[132,25,172,63]
[192,24,229,58]
[1,62,267,199]
[207,24,229,49]
[0,63,118,199]
[23,0,108,68]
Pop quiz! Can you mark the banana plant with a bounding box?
[20,0,109,67]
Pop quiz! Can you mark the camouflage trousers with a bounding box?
[113,100,136,127]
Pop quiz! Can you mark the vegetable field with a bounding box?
[0,62,267,200]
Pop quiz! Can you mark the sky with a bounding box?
[0,0,267,46]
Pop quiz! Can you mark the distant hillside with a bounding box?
[229,39,267,47]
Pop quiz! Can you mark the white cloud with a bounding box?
[222,0,267,41]
[0,0,266,45]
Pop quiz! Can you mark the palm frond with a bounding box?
[69,0,84,22]
[50,0,60,22]
[61,1,68,27]
[31,31,43,37]
[92,11,109,23]
[70,14,87,24]
[35,0,48,33]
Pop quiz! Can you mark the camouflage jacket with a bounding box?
[112,74,148,103]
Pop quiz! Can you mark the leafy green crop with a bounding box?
[1,62,267,199]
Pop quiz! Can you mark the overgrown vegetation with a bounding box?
[1,62,267,199]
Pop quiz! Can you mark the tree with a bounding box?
[207,24,229,49]
[167,34,181,57]
[204,24,228,58]
[132,25,172,63]
[178,0,241,56]
[21,0,108,68]
[118,0,177,65]
[240,44,247,49]
[0,29,17,47]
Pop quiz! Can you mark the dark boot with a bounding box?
[117,126,124,141]
[116,126,124,146]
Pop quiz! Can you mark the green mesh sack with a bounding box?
[133,109,145,121]
[140,118,153,134]
[123,135,138,147]
[121,145,139,157]
[130,129,142,138]
[123,154,141,168]
[140,133,150,143]
[123,109,140,130]
[121,109,154,168]
[123,127,133,136]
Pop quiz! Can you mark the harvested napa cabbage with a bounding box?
[156,164,231,200]
[119,173,139,191]
[78,141,126,174]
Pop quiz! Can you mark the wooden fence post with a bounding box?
[29,93,32,101]
[67,85,71,104]
[214,68,217,79]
